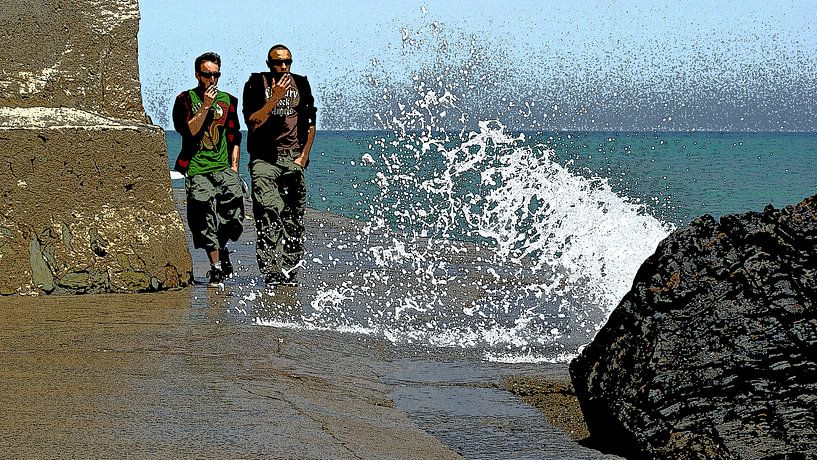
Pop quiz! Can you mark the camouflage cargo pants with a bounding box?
[185,168,244,251]
[249,150,306,280]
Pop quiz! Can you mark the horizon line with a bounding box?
[162,128,817,135]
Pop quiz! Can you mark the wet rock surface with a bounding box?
[0,0,191,294]
[504,376,590,442]
[570,195,817,459]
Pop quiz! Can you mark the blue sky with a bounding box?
[138,1,817,131]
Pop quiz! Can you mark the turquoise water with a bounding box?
[549,131,816,225]
[165,129,815,361]
[166,130,816,227]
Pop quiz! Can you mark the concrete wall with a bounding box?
[0,0,148,122]
[0,1,192,294]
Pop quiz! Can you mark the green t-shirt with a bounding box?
[187,89,231,176]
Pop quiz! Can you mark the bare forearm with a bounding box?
[231,145,240,171]
[187,105,210,136]
[248,97,281,129]
[296,126,316,167]
[249,74,293,129]
[303,126,316,157]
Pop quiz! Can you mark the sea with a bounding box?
[165,127,815,364]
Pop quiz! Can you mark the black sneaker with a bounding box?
[207,267,224,287]
[264,273,298,286]
[264,273,283,285]
[219,249,234,277]
[282,274,298,287]
[280,278,298,287]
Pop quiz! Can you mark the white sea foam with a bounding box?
[250,22,674,362]
[254,317,380,337]
[483,351,577,365]
[252,113,672,360]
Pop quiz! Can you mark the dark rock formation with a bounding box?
[0,0,192,294]
[570,195,817,459]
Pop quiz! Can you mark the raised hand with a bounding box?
[203,84,218,109]
[269,73,292,101]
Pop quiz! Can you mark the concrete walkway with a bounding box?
[0,191,623,459]
[0,290,461,459]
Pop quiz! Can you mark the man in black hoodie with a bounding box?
[243,44,316,286]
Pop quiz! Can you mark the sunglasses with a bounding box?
[199,71,221,78]
[268,59,293,66]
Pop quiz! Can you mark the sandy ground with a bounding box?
[0,188,621,459]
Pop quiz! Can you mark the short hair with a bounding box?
[267,44,291,58]
[195,52,221,71]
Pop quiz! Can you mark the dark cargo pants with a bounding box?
[185,168,244,251]
[249,150,306,280]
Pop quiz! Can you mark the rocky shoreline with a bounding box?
[571,194,817,459]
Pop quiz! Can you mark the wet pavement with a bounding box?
[0,291,462,459]
[0,191,623,459]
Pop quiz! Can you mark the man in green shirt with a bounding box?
[173,52,243,287]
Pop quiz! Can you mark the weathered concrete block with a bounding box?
[0,0,192,295]
[0,0,146,122]
[0,108,192,294]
